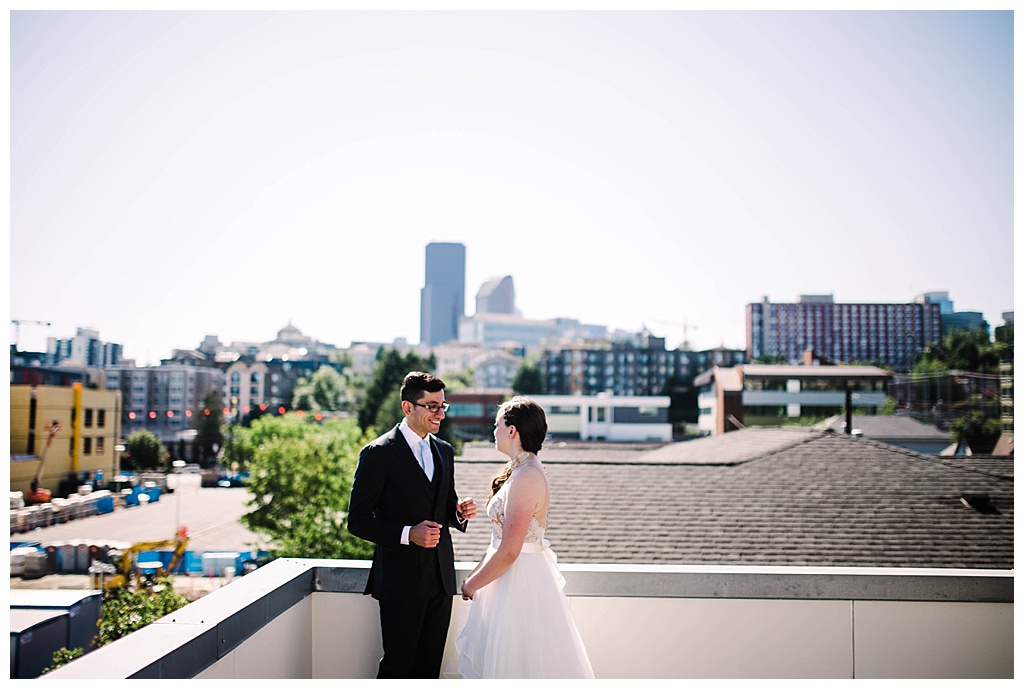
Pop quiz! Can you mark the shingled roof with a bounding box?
[451,428,1013,570]
[818,414,951,442]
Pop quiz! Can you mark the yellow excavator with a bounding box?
[91,528,190,592]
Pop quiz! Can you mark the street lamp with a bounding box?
[172,460,186,534]
[114,444,126,477]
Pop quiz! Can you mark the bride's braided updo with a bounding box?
[490,396,548,498]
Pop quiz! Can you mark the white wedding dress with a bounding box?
[454,476,595,679]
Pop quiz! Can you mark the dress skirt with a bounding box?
[454,540,594,679]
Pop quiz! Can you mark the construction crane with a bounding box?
[27,421,61,504]
[11,319,51,351]
[643,318,699,349]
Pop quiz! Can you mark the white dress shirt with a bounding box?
[399,419,434,545]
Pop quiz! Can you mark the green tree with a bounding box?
[913,327,1001,374]
[353,347,460,450]
[96,576,188,647]
[220,423,256,472]
[42,577,190,673]
[442,368,475,391]
[754,354,790,365]
[878,396,899,415]
[193,389,224,466]
[371,388,406,433]
[994,320,1013,347]
[240,414,375,560]
[329,349,366,414]
[356,349,436,430]
[948,394,1003,452]
[358,349,412,431]
[123,430,165,471]
[42,648,84,674]
[292,365,346,412]
[511,360,545,395]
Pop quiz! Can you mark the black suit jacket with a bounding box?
[347,424,466,601]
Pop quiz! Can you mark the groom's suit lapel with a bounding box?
[390,425,433,496]
[426,436,447,489]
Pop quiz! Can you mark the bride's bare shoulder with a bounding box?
[509,462,547,491]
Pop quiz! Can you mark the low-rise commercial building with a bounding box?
[9,383,122,497]
[696,362,891,435]
[532,393,672,442]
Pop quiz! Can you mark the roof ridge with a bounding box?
[822,430,1014,481]
[735,428,831,465]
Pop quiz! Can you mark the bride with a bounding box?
[455,396,594,679]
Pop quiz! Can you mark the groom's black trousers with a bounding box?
[376,574,454,679]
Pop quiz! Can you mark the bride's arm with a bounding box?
[460,554,489,599]
[460,467,544,599]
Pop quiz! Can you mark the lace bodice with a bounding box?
[487,476,545,545]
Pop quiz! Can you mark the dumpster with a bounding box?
[182,550,204,575]
[10,608,69,678]
[10,590,103,655]
[138,547,185,574]
[122,489,140,507]
[202,552,241,577]
[142,482,162,503]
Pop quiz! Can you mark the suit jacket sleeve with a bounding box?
[347,441,404,546]
[442,441,468,533]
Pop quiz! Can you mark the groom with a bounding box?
[347,371,477,679]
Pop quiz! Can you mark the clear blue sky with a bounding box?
[9,8,1015,364]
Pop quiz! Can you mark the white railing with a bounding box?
[42,559,1013,680]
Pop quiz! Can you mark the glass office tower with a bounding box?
[420,242,466,346]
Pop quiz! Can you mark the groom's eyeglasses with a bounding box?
[411,401,450,414]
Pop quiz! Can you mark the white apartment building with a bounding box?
[532,393,672,442]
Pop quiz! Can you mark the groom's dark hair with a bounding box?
[401,371,445,403]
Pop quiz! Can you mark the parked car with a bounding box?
[216,471,249,488]
[139,472,171,493]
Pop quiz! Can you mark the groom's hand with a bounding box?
[410,520,442,548]
[457,497,477,521]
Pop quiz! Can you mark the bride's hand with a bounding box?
[461,580,475,600]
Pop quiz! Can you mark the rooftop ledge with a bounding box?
[44,559,1013,680]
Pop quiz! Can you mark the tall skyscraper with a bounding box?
[420,242,466,346]
[475,275,517,315]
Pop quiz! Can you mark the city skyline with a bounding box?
[10,10,1014,364]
